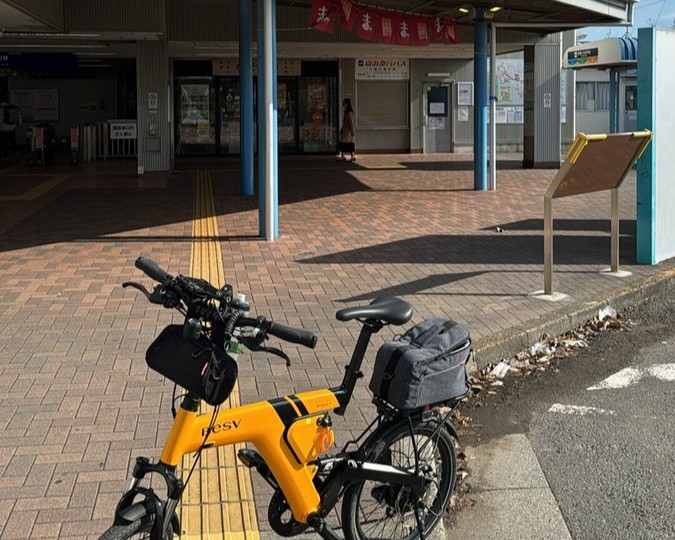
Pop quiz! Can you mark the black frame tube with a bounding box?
[331,321,382,416]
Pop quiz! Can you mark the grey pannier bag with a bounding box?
[369,317,471,411]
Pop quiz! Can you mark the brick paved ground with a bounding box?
[0,154,671,539]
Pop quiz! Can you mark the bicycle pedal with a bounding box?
[237,449,263,469]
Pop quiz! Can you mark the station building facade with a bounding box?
[0,0,632,173]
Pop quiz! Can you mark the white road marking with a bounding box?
[587,367,642,390]
[587,363,675,390]
[647,363,675,382]
[548,404,616,416]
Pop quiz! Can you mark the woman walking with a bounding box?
[337,98,356,162]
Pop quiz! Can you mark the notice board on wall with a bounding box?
[9,88,59,122]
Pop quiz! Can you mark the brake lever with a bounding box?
[122,281,173,306]
[260,346,292,367]
[122,281,152,300]
[238,336,292,367]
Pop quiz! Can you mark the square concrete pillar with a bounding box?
[523,38,562,169]
[137,41,171,174]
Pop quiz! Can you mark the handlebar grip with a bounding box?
[267,322,317,349]
[135,256,172,283]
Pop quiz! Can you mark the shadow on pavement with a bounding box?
[338,271,486,302]
[301,233,637,266]
[485,218,637,234]
[0,170,372,252]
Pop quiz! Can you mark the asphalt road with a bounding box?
[455,284,675,540]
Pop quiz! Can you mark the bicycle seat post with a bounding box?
[332,320,382,416]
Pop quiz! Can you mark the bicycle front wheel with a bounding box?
[341,417,456,540]
[99,514,173,540]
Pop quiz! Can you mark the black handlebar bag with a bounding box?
[370,318,471,411]
[146,324,238,406]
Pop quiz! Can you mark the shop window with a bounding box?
[595,82,610,111]
[576,81,596,111]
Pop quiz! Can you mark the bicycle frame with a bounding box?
[157,321,383,525]
[160,388,340,523]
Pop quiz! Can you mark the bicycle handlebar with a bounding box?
[132,256,318,349]
[267,322,318,349]
[136,256,172,283]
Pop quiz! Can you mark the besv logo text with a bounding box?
[202,420,242,437]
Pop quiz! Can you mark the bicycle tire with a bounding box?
[99,514,174,540]
[341,417,456,540]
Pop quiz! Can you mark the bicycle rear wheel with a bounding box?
[341,417,456,540]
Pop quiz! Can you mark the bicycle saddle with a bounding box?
[336,296,413,325]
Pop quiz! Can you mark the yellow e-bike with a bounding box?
[100,257,461,540]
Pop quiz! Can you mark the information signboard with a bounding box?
[355,59,409,80]
[110,121,137,140]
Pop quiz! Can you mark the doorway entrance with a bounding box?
[422,82,453,153]
[620,80,637,133]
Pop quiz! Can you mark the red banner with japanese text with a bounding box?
[325,3,459,46]
[310,0,336,34]
[378,11,396,45]
[444,18,459,44]
[338,0,355,32]
[394,14,413,46]
[412,17,430,46]
[356,6,379,42]
[430,16,444,42]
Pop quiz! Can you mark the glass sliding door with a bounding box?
[176,77,216,155]
[299,76,338,153]
[278,78,298,154]
[220,78,244,154]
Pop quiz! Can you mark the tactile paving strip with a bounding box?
[179,170,260,539]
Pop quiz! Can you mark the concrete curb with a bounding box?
[472,264,675,369]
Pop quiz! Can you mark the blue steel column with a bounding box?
[239,0,254,196]
[262,0,278,240]
[271,1,279,237]
[608,67,619,133]
[257,0,266,236]
[473,8,488,191]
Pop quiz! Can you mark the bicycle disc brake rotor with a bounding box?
[268,490,309,537]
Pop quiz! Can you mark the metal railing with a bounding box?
[76,120,138,162]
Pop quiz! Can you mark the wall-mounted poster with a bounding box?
[457,107,469,122]
[9,88,59,122]
[33,89,59,121]
[494,58,524,106]
[180,84,210,125]
[9,89,34,121]
[457,82,473,106]
[428,117,445,130]
[307,84,327,111]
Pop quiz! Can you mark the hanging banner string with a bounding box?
[310,0,460,44]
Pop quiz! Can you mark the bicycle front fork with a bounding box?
[115,457,182,540]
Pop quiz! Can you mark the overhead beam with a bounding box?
[552,0,629,22]
[1,0,64,30]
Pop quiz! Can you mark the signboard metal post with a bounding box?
[611,188,619,273]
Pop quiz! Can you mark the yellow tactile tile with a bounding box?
[0,174,69,201]
[180,170,260,539]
